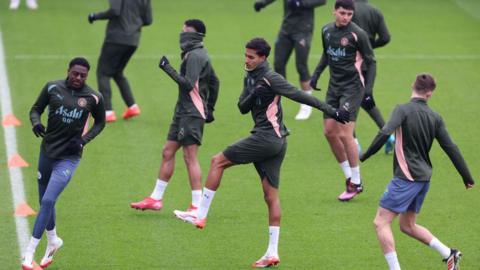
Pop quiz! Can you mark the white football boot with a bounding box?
[40,237,63,268]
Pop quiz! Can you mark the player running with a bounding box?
[361,74,475,270]
[88,0,152,122]
[23,57,105,270]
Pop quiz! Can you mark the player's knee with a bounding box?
[162,147,175,160]
[263,192,277,205]
[324,127,336,139]
[40,197,55,209]
[210,153,224,168]
[373,216,387,231]
[399,223,414,235]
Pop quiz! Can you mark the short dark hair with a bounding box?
[413,73,436,93]
[69,57,90,71]
[246,38,271,57]
[185,19,206,34]
[335,0,355,10]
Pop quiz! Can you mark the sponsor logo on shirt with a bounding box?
[55,106,84,124]
[326,46,346,61]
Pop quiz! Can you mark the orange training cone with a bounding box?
[14,202,36,217]
[2,114,21,127]
[8,154,29,168]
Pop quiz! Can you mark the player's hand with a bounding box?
[288,0,303,9]
[332,107,350,124]
[88,13,96,24]
[310,74,321,91]
[66,137,85,155]
[254,1,266,12]
[362,94,376,110]
[158,56,170,70]
[32,124,46,138]
[359,154,366,162]
[464,179,475,189]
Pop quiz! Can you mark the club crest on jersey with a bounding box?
[77,98,87,108]
[341,37,349,46]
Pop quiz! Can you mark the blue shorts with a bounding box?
[379,177,430,214]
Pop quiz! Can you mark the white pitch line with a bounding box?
[0,31,30,257]
[9,53,480,61]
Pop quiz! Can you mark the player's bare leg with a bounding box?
[325,119,363,200]
[181,144,202,211]
[253,178,281,268]
[399,211,460,269]
[374,207,401,270]
[130,140,181,210]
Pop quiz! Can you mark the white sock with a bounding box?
[197,188,215,220]
[106,110,114,116]
[350,166,361,184]
[129,104,138,109]
[46,227,58,243]
[384,252,401,270]
[150,179,168,200]
[304,89,312,95]
[429,238,451,259]
[191,190,202,208]
[26,236,40,253]
[265,226,280,257]
[339,160,352,179]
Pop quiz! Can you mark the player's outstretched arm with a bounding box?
[158,56,195,92]
[266,73,349,123]
[435,117,475,188]
[310,53,327,90]
[29,83,49,129]
[89,0,121,22]
[254,0,275,12]
[360,132,390,162]
[361,105,404,162]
